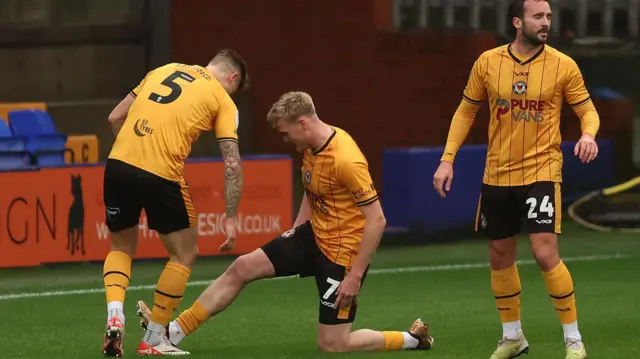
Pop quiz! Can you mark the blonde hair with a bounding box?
[266,91,316,125]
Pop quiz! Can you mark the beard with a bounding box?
[522,26,548,46]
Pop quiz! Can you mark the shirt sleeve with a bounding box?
[440,99,481,163]
[336,156,379,207]
[215,97,239,142]
[130,70,154,98]
[563,58,592,108]
[462,54,487,104]
[562,58,599,136]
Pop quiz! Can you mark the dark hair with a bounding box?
[508,0,526,20]
[213,49,250,92]
[508,0,549,19]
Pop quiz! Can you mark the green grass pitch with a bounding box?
[1,221,639,358]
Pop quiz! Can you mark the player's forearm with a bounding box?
[108,94,135,137]
[293,194,311,227]
[109,119,124,136]
[440,100,480,163]
[107,112,126,136]
[220,141,243,218]
[574,101,600,137]
[350,215,386,278]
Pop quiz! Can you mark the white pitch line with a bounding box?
[0,253,627,301]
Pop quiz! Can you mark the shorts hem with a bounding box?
[107,222,139,233]
[260,240,293,278]
[150,223,193,236]
[318,318,355,325]
[486,234,520,240]
[481,230,520,240]
[526,229,561,235]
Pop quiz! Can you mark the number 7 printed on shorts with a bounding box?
[323,277,341,300]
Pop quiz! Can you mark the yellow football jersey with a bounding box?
[442,44,598,186]
[109,63,238,181]
[302,127,379,267]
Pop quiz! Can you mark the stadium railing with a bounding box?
[391,0,639,39]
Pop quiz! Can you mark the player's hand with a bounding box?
[334,274,361,311]
[433,161,454,198]
[574,133,598,163]
[219,213,237,253]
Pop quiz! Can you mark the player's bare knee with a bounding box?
[490,255,515,270]
[489,238,517,269]
[530,233,560,270]
[227,249,275,283]
[226,255,256,283]
[110,242,136,258]
[317,337,347,353]
[172,249,198,268]
[533,249,561,271]
[316,324,351,353]
[109,227,138,257]
[160,227,199,267]
[168,242,199,268]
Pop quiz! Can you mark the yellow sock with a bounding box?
[382,331,405,350]
[103,251,132,303]
[542,261,577,324]
[491,263,522,323]
[176,300,210,336]
[150,261,192,325]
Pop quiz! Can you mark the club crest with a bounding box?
[281,228,295,238]
[512,81,527,95]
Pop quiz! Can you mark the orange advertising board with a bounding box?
[0,156,293,268]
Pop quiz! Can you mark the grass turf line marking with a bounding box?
[0,253,627,301]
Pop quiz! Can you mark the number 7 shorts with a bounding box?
[475,181,562,240]
[260,220,368,325]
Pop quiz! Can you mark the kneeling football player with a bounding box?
[136,91,434,354]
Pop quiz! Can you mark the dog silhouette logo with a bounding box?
[67,174,85,255]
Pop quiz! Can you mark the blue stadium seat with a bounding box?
[8,110,67,166]
[0,152,30,170]
[0,118,29,170]
[0,118,27,152]
[33,151,66,167]
[9,109,68,149]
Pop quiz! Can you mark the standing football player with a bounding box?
[433,1,599,358]
[102,49,247,356]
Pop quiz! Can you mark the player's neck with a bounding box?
[207,65,233,93]
[204,65,216,76]
[511,38,543,58]
[309,122,335,152]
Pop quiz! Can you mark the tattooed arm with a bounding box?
[219,140,243,218]
[215,96,243,224]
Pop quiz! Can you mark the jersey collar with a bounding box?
[507,43,545,66]
[312,128,337,155]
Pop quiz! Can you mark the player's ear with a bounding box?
[227,72,239,85]
[513,17,522,30]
